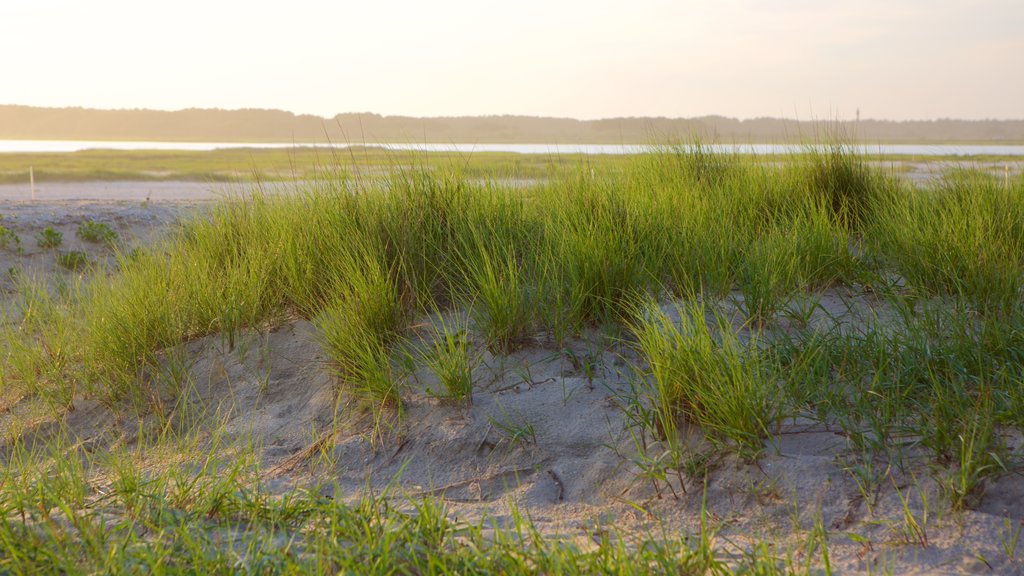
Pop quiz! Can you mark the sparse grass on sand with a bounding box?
[1,145,1023,573]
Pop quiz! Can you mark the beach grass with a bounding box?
[2,143,1023,572]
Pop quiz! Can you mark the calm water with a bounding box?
[2,140,1024,156]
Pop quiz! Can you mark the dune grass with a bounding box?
[869,168,1024,312]
[629,300,780,458]
[6,143,1021,433]
[0,424,765,575]
[2,143,1023,571]
[75,220,118,245]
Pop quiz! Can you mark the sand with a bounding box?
[2,184,1024,574]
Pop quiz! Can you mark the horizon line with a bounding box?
[3,103,1022,124]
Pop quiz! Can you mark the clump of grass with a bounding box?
[923,378,1006,510]
[315,242,407,413]
[76,220,119,244]
[635,140,735,189]
[36,226,63,248]
[542,175,655,325]
[488,403,537,447]
[419,311,478,402]
[376,169,474,308]
[802,143,894,231]
[869,170,1024,312]
[463,245,533,353]
[630,300,779,458]
[0,222,21,251]
[56,250,90,271]
[737,234,799,325]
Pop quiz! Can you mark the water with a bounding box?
[1,139,1024,156]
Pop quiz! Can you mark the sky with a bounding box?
[1,0,1022,121]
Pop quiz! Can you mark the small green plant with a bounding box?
[1000,518,1023,562]
[561,345,601,388]
[488,404,537,447]
[76,220,119,244]
[892,474,930,548]
[0,224,20,251]
[784,294,821,328]
[839,449,889,516]
[420,313,478,402]
[607,422,686,500]
[921,376,1006,510]
[36,226,63,249]
[56,250,90,271]
[803,510,833,575]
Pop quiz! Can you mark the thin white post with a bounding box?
[30,166,35,201]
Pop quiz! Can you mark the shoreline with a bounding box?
[2,160,1022,203]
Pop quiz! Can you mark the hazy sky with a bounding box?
[2,0,1021,120]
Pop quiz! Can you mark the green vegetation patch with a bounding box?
[2,145,1024,572]
[56,250,90,271]
[35,226,63,249]
[0,222,20,251]
[76,220,118,244]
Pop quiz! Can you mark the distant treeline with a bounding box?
[1,105,1022,144]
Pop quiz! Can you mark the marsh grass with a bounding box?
[0,146,636,184]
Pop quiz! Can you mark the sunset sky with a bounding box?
[2,0,1021,120]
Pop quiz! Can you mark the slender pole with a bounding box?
[30,166,35,201]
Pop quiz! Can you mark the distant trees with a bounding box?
[1,105,1021,143]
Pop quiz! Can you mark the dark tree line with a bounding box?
[2,105,1022,144]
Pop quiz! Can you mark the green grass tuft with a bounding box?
[76,220,119,244]
[36,226,63,249]
[630,300,780,458]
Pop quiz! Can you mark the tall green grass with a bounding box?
[630,300,780,458]
[2,144,1018,441]
[0,149,879,389]
[4,143,1024,571]
[869,168,1024,312]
